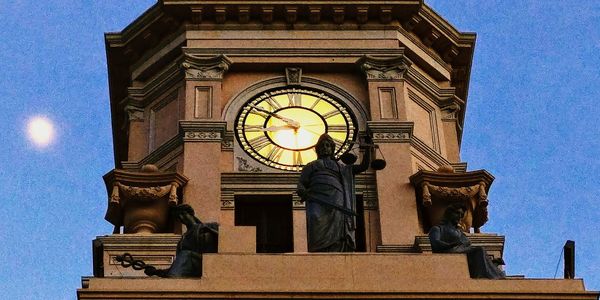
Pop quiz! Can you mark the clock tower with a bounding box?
[78,1,599,299]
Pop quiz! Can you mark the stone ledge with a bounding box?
[80,253,598,299]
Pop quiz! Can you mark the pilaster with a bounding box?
[124,105,147,161]
[180,121,228,223]
[367,121,421,246]
[182,53,232,121]
[357,55,412,121]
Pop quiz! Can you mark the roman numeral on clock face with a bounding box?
[287,93,301,107]
[265,96,282,110]
[328,125,347,132]
[248,135,271,151]
[266,145,284,161]
[293,151,303,165]
[322,110,341,119]
[244,125,265,132]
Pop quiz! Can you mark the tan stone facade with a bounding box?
[79,1,599,299]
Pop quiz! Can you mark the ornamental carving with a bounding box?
[285,67,302,85]
[236,157,262,172]
[103,165,189,234]
[367,121,413,143]
[409,166,494,233]
[357,55,412,81]
[185,131,221,140]
[182,54,232,80]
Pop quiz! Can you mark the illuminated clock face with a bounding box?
[235,88,356,171]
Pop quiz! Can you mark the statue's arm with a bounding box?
[429,226,458,252]
[297,165,312,201]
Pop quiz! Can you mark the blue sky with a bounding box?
[0,1,597,299]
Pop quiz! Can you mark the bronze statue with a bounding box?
[117,204,218,278]
[297,134,371,252]
[429,203,505,279]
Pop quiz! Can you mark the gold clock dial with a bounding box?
[236,88,356,171]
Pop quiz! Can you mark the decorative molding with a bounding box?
[408,90,440,152]
[451,162,468,173]
[377,87,398,120]
[285,67,302,85]
[367,121,413,143]
[357,55,412,81]
[184,48,405,58]
[123,62,183,109]
[194,86,213,119]
[220,173,376,210]
[221,131,234,151]
[181,54,232,80]
[376,244,416,253]
[124,105,145,121]
[405,67,456,105]
[410,136,450,167]
[179,120,227,142]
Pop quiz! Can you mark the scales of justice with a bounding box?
[78,1,598,299]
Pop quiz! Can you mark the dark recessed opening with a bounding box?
[235,195,294,253]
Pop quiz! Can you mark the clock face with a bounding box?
[235,88,356,171]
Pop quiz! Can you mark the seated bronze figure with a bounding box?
[429,203,505,279]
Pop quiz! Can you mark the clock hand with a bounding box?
[301,127,323,136]
[249,105,300,128]
[260,125,295,132]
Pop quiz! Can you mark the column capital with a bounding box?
[182,54,232,80]
[357,55,412,81]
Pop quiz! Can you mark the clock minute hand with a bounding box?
[249,105,300,128]
[260,125,295,132]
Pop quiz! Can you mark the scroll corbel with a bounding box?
[422,182,432,207]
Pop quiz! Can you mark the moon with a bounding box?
[27,116,55,147]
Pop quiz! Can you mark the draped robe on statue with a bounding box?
[298,152,369,252]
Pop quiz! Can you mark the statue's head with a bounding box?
[171,204,200,226]
[315,134,335,158]
[443,203,466,226]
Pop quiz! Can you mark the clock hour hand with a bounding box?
[249,105,300,128]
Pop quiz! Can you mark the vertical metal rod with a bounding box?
[564,240,575,279]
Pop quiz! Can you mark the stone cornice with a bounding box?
[357,55,412,81]
[367,121,413,143]
[122,135,183,170]
[183,47,406,58]
[410,136,450,167]
[163,1,422,26]
[182,54,232,80]
[180,120,228,142]
[124,61,183,109]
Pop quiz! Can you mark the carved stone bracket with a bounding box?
[409,167,494,233]
[367,121,413,143]
[182,54,232,80]
[357,55,413,81]
[125,105,145,122]
[180,120,227,142]
[440,95,465,121]
[103,165,189,234]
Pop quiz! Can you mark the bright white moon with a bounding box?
[27,116,55,147]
